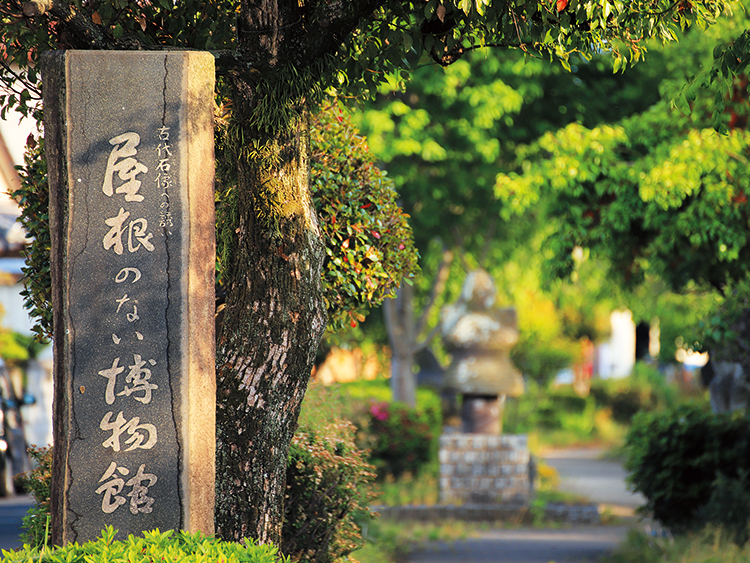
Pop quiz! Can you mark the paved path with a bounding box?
[544,447,645,516]
[405,525,631,563]
[407,447,644,563]
[0,495,33,552]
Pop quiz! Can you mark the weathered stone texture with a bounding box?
[44,50,215,544]
[438,434,530,504]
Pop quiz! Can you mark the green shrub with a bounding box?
[511,338,576,388]
[590,362,679,423]
[302,379,443,477]
[625,404,750,534]
[282,421,376,563]
[0,526,287,563]
[696,471,750,547]
[14,445,52,549]
[505,385,594,432]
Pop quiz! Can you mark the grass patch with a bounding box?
[607,527,750,563]
[371,461,440,507]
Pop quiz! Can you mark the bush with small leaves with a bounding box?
[366,401,439,479]
[626,404,750,535]
[282,421,376,563]
[0,526,287,563]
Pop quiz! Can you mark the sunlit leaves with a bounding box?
[310,103,419,330]
[496,88,750,292]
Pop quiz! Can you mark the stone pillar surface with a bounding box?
[43,50,215,543]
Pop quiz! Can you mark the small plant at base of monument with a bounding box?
[0,526,288,563]
[283,421,377,563]
[14,445,52,549]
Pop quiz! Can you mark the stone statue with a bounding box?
[441,269,524,434]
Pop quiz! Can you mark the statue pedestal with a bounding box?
[438,433,530,504]
[460,394,505,434]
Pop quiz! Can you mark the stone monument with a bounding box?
[441,269,524,434]
[438,270,529,504]
[43,51,216,543]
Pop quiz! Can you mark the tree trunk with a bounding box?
[383,251,453,406]
[384,282,417,406]
[214,104,327,545]
[213,0,329,545]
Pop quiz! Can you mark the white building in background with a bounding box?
[597,309,637,379]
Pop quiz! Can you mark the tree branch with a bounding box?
[414,323,441,353]
[22,0,52,17]
[21,0,121,49]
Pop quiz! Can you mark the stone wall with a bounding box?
[439,434,530,504]
[374,502,601,525]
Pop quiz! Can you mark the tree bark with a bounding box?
[212,0,329,545]
[214,109,327,544]
[384,282,417,406]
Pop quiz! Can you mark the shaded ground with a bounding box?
[406,447,644,563]
[405,525,631,563]
[544,447,646,517]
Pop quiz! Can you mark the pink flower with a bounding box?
[370,402,389,422]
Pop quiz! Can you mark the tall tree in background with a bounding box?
[1,0,730,545]
[356,44,671,402]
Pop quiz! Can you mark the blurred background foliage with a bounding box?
[325,1,750,388]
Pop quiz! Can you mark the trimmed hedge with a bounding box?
[626,404,750,535]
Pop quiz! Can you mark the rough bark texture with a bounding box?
[215,113,327,544]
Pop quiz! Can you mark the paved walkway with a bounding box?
[406,447,644,563]
[0,494,33,551]
[405,525,631,563]
[544,447,646,517]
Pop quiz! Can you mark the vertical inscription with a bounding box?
[68,117,181,533]
[45,50,215,544]
[62,53,183,540]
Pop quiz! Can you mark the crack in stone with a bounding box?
[160,53,185,528]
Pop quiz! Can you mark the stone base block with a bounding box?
[439,433,530,504]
